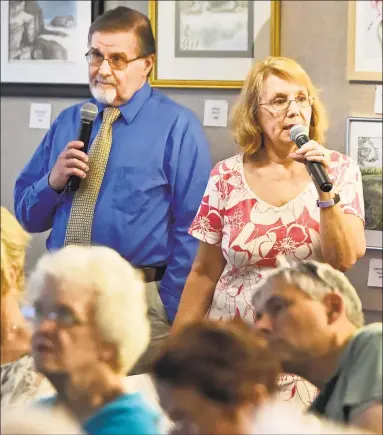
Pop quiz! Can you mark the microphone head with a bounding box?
[80,102,98,122]
[289,124,309,142]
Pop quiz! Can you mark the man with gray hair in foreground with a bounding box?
[28,245,160,435]
[253,260,382,434]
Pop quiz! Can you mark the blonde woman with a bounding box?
[1,206,51,405]
[172,56,366,408]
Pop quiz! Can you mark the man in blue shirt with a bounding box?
[14,6,212,374]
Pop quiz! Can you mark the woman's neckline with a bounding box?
[238,153,315,209]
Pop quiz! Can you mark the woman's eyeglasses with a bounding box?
[259,95,315,111]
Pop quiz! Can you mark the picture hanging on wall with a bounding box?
[346,117,383,249]
[148,0,281,89]
[0,0,104,97]
[347,0,382,81]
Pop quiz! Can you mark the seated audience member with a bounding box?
[1,405,83,434]
[152,319,281,434]
[253,260,382,434]
[1,206,51,405]
[28,245,160,435]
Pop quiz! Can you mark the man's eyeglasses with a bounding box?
[85,50,145,71]
[259,95,315,111]
[286,260,336,292]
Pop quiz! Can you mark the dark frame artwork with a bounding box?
[1,1,104,98]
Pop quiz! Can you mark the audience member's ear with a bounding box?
[100,343,118,368]
[322,292,343,324]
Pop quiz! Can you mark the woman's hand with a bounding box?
[289,140,331,169]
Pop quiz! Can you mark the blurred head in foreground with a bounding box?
[28,245,150,385]
[1,206,31,345]
[152,319,280,435]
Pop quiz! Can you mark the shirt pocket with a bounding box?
[113,166,153,214]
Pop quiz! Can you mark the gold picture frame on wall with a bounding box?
[347,0,382,82]
[148,0,281,89]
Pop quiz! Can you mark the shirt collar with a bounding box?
[93,81,152,124]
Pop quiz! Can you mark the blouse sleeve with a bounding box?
[188,164,225,245]
[330,154,365,222]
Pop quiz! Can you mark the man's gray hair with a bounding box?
[27,245,150,374]
[253,260,364,328]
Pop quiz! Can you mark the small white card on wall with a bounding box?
[204,99,228,127]
[367,258,383,287]
[374,85,382,114]
[29,103,51,129]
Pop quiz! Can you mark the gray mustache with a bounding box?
[95,78,116,85]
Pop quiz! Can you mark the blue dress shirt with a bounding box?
[14,82,212,322]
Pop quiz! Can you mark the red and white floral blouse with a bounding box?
[189,151,364,408]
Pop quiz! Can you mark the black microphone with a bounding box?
[67,102,98,192]
[290,125,333,192]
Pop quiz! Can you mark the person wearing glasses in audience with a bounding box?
[152,319,371,435]
[253,260,382,434]
[1,206,52,406]
[30,245,160,435]
[14,6,211,375]
[172,56,366,407]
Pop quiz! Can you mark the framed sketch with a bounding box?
[347,0,382,81]
[148,0,280,88]
[0,0,104,98]
[346,117,383,250]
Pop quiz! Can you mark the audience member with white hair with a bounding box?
[253,260,382,434]
[28,245,160,435]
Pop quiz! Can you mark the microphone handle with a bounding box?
[305,161,333,192]
[67,119,94,192]
[295,135,333,193]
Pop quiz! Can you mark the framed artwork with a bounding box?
[148,0,280,89]
[347,0,382,81]
[346,117,383,250]
[0,0,104,98]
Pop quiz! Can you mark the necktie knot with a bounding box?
[103,107,120,125]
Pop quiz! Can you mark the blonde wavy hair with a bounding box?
[231,56,329,155]
[1,207,31,296]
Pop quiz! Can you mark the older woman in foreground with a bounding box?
[173,56,366,407]
[29,245,160,435]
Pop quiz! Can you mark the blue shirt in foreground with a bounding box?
[14,82,212,321]
[38,392,160,435]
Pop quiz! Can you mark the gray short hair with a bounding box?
[27,245,150,373]
[253,260,364,328]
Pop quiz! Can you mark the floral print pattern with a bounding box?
[189,151,364,408]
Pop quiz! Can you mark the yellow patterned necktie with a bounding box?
[64,107,120,246]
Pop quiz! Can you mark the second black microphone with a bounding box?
[290,124,333,193]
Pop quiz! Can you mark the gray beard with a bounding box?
[90,84,117,105]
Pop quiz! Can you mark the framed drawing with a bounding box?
[346,117,383,250]
[347,0,382,81]
[148,0,280,89]
[0,0,104,98]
